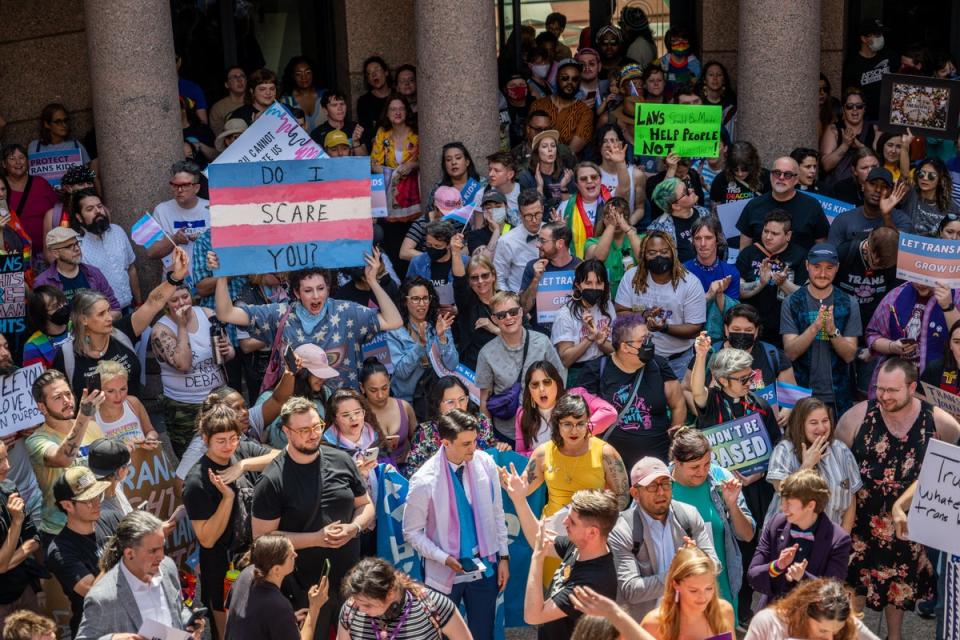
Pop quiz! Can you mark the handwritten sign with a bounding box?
[371,173,387,218]
[427,342,480,404]
[806,192,856,225]
[123,448,197,572]
[0,363,43,437]
[922,382,960,418]
[536,270,575,324]
[210,102,327,167]
[896,232,960,288]
[701,413,773,475]
[361,333,394,374]
[907,438,960,555]
[0,253,28,356]
[633,103,723,158]
[28,146,84,189]
[209,157,373,276]
[715,198,752,240]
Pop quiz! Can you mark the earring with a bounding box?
[674,589,680,603]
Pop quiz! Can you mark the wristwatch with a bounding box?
[942,302,956,312]
[830,328,841,338]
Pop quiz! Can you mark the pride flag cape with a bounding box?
[562,185,611,257]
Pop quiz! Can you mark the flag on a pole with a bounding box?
[442,203,476,227]
[130,213,167,249]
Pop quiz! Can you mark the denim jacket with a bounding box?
[385,325,458,402]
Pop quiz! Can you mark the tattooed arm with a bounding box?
[151,322,193,372]
[524,446,547,495]
[601,445,630,509]
[43,390,105,468]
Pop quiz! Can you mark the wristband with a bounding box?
[166,272,185,287]
[769,560,784,577]
[942,302,956,312]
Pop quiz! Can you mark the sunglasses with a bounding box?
[844,103,865,111]
[493,307,522,320]
[771,170,798,179]
[917,170,939,180]
[728,373,754,385]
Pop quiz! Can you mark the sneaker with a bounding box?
[916,598,936,619]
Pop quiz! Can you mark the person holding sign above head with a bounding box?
[764,398,861,531]
[614,231,706,379]
[737,157,830,252]
[835,358,960,640]
[520,221,581,335]
[210,247,402,388]
[743,577,880,640]
[780,243,861,417]
[748,469,852,609]
[668,428,756,625]
[385,277,457,413]
[550,259,615,386]
[477,290,566,446]
[827,167,912,246]
[402,409,509,640]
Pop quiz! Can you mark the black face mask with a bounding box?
[727,331,756,351]
[49,305,71,326]
[580,288,603,306]
[645,256,673,275]
[83,216,110,235]
[625,335,656,363]
[426,246,447,261]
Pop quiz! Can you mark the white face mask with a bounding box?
[869,35,885,52]
[531,64,550,79]
[490,207,507,225]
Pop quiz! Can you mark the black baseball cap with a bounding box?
[88,438,131,479]
[866,167,893,187]
[807,243,839,265]
[858,18,884,37]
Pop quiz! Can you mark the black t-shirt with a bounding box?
[59,269,91,302]
[736,243,808,346]
[226,575,302,640]
[309,120,360,147]
[645,170,706,220]
[583,355,676,465]
[227,104,264,126]
[356,93,389,149]
[827,178,864,207]
[520,257,582,333]
[336,276,400,310]
[709,172,770,208]
[736,191,830,251]
[842,49,898,120]
[921,358,960,394]
[835,239,900,335]
[252,448,366,604]
[184,441,270,608]
[686,341,791,389]
[0,481,40,605]
[453,274,495,370]
[672,214,697,262]
[52,314,142,397]
[539,536,618,640]
[47,526,99,636]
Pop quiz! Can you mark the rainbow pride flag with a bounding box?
[208,157,373,277]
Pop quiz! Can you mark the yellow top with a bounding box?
[542,436,606,518]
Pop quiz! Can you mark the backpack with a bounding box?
[630,505,697,557]
[60,329,136,382]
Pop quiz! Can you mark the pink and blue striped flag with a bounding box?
[441,203,477,227]
[208,157,373,276]
[130,213,166,249]
[775,381,812,410]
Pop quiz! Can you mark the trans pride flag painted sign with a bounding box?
[208,157,373,276]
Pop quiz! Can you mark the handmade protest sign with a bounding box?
[715,198,752,241]
[28,144,84,189]
[922,382,960,418]
[806,192,856,225]
[0,253,28,356]
[633,103,722,158]
[906,439,960,555]
[208,157,373,276]
[210,102,327,166]
[0,363,43,437]
[701,413,773,475]
[896,232,960,288]
[428,342,480,404]
[536,270,575,324]
[361,333,394,374]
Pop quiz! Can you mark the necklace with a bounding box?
[370,595,411,640]
[85,333,109,358]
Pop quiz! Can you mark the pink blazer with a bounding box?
[514,386,618,455]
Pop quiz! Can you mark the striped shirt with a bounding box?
[339,588,455,640]
[764,439,862,528]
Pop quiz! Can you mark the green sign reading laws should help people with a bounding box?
[633,103,723,158]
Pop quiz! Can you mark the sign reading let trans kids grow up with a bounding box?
[633,103,723,158]
[896,233,960,288]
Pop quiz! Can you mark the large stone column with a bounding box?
[83,0,183,285]
[737,0,820,165]
[415,0,500,197]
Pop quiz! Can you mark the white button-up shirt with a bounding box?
[493,225,539,292]
[120,560,174,627]
[639,506,677,577]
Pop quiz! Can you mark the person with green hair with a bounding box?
[648,175,710,262]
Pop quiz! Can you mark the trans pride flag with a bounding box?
[208,157,373,277]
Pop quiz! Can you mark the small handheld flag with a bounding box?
[130,213,172,249]
[441,203,476,228]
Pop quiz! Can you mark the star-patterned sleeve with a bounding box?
[238,302,285,344]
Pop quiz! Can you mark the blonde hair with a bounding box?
[467,253,498,287]
[658,547,727,640]
[96,359,128,385]
[489,290,520,311]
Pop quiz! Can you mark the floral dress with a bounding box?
[847,400,936,610]
[403,413,497,478]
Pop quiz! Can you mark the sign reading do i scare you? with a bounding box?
[208,157,374,277]
[633,103,722,158]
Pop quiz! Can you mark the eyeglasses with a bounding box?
[493,307,522,320]
[521,212,542,221]
[639,479,672,493]
[559,420,589,431]
[406,295,430,304]
[58,242,80,252]
[440,395,468,408]
[50,119,69,125]
[337,408,365,420]
[288,423,324,437]
[469,272,492,282]
[169,181,198,190]
[771,170,798,179]
[72,494,104,505]
[844,103,865,111]
[727,373,754,385]
[917,170,939,180]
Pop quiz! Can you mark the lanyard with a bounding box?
[370,597,412,640]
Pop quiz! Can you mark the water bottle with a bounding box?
[210,318,224,366]
[223,562,240,604]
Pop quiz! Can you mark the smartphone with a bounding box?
[88,373,101,392]
[361,447,379,463]
[900,338,917,346]
[283,344,298,372]
[458,557,481,573]
[186,606,208,628]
